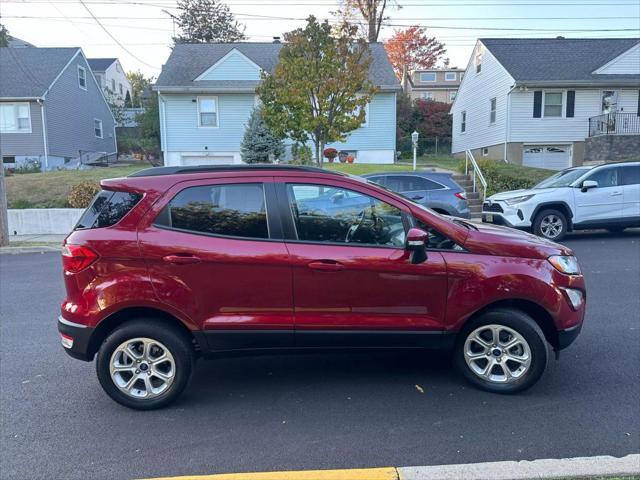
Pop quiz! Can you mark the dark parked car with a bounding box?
[363,172,470,218]
[59,165,585,410]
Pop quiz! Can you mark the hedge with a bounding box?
[459,159,552,196]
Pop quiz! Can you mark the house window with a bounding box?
[94,119,103,138]
[543,91,563,117]
[111,79,116,92]
[475,45,484,74]
[482,147,489,156]
[3,156,16,164]
[445,72,457,81]
[490,97,497,123]
[461,111,467,133]
[420,72,436,82]
[601,90,618,114]
[421,92,434,100]
[198,96,218,127]
[119,83,123,95]
[449,91,457,102]
[78,66,87,89]
[0,103,32,133]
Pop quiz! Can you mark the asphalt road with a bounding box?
[1,230,639,480]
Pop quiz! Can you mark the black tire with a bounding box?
[454,308,548,394]
[96,318,195,410]
[533,208,568,241]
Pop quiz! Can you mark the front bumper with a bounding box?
[482,201,533,229]
[556,322,583,350]
[58,316,94,361]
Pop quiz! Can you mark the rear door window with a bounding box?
[385,175,442,192]
[620,165,640,186]
[155,183,269,239]
[75,190,142,230]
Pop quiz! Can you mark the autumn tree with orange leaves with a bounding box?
[384,26,446,79]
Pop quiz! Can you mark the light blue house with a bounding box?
[154,42,401,165]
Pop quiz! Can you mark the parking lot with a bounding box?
[1,230,639,480]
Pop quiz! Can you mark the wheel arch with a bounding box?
[530,201,574,230]
[461,298,559,349]
[87,306,205,360]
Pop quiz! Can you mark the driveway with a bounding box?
[1,230,638,480]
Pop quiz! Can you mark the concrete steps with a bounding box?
[453,173,483,220]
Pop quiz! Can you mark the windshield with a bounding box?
[534,168,589,189]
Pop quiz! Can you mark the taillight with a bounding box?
[62,244,98,273]
[455,191,467,200]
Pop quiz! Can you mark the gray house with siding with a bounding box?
[0,47,117,170]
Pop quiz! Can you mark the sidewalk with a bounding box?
[0,234,66,254]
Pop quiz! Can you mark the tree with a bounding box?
[0,24,9,47]
[384,26,446,79]
[126,71,152,107]
[240,108,285,163]
[334,0,400,43]
[396,94,452,153]
[258,16,375,165]
[173,0,245,44]
[119,92,162,165]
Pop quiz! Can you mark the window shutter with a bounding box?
[533,91,542,118]
[637,90,640,116]
[566,90,575,118]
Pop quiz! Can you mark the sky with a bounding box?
[1,0,639,77]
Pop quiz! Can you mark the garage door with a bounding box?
[181,155,235,166]
[523,145,571,170]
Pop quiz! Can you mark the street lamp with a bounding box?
[411,131,419,171]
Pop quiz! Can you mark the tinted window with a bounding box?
[385,175,442,192]
[585,167,619,188]
[620,165,640,186]
[75,190,142,230]
[415,219,463,251]
[287,184,406,247]
[156,184,268,239]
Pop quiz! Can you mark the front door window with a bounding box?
[601,91,618,114]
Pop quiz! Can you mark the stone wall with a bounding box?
[584,135,640,162]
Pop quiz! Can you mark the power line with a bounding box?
[76,0,160,68]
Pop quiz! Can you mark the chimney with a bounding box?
[273,36,281,43]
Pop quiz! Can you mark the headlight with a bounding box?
[548,255,581,275]
[505,194,535,206]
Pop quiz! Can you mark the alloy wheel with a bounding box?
[109,337,176,399]
[463,324,532,384]
[540,214,563,239]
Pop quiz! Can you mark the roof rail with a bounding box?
[128,164,344,178]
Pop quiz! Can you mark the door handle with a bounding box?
[411,195,425,200]
[610,191,622,196]
[163,254,202,264]
[308,260,345,271]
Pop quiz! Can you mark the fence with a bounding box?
[588,113,640,137]
[397,136,452,158]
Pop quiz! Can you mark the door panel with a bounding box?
[621,165,640,220]
[573,167,623,223]
[138,178,294,350]
[278,179,448,347]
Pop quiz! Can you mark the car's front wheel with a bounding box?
[454,309,548,394]
[533,209,568,241]
[96,319,194,410]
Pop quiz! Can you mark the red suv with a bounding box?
[59,165,586,409]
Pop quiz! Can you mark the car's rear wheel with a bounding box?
[454,309,548,394]
[96,319,194,410]
[533,209,567,241]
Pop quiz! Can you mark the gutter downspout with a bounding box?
[37,98,49,170]
[504,84,516,163]
[159,92,168,164]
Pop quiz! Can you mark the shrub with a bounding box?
[15,160,42,174]
[459,159,551,196]
[240,108,284,163]
[323,148,338,160]
[68,181,100,208]
[9,198,35,209]
[291,144,313,165]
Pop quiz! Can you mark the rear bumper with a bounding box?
[58,316,94,361]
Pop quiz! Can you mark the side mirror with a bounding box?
[406,227,428,264]
[581,180,598,192]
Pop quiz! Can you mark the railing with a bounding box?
[79,151,117,166]
[465,149,487,199]
[589,113,640,137]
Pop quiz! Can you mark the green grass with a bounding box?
[5,165,144,208]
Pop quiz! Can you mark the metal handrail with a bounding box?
[589,112,640,137]
[465,149,487,199]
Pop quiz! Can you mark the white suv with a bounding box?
[482,162,640,241]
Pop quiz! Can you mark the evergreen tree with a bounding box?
[240,108,284,163]
[173,0,245,44]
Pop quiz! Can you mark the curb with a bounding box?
[140,454,640,480]
[0,245,62,255]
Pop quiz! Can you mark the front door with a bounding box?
[573,166,623,224]
[138,178,294,350]
[277,179,448,348]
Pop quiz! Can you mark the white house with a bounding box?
[451,38,640,169]
[87,58,132,106]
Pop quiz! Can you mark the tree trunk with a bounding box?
[314,140,322,167]
[368,1,378,42]
[319,140,325,167]
[0,167,9,247]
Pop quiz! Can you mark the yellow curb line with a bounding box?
[139,467,399,480]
